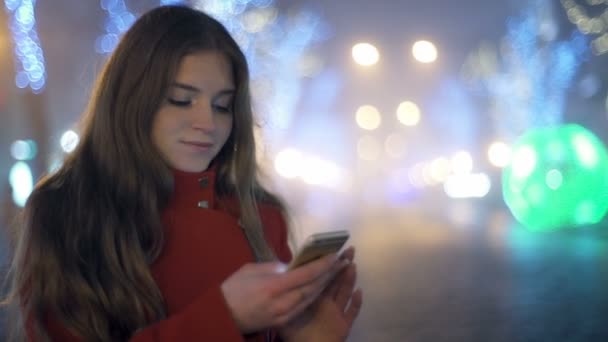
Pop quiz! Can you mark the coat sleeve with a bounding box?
[40,286,245,342]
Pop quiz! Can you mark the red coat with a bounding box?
[41,168,292,341]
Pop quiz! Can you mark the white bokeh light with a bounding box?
[352,42,380,66]
[356,105,381,130]
[412,40,438,63]
[430,157,451,183]
[396,101,421,126]
[511,145,537,179]
[487,141,512,168]
[60,130,80,153]
[451,151,473,175]
[274,148,303,179]
[444,173,491,198]
[572,133,598,168]
[9,161,34,207]
[301,156,342,188]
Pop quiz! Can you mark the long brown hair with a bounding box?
[3,5,284,341]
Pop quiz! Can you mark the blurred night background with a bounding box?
[2,0,608,341]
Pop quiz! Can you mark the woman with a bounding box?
[3,5,362,342]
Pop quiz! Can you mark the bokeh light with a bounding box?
[487,141,512,168]
[545,169,563,190]
[4,0,47,92]
[421,163,436,186]
[465,2,586,140]
[444,173,491,198]
[561,0,608,55]
[193,0,328,140]
[60,130,80,153]
[412,40,438,63]
[502,124,608,231]
[511,146,536,179]
[9,161,34,207]
[242,7,278,33]
[357,136,381,161]
[10,140,37,161]
[356,105,381,130]
[451,151,473,174]
[352,42,380,66]
[297,53,324,78]
[274,148,303,179]
[408,163,426,188]
[384,134,406,158]
[396,101,421,126]
[301,156,342,188]
[96,0,136,54]
[430,157,451,183]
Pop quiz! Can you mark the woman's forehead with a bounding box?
[173,51,234,90]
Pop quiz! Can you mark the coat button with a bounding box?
[197,200,209,209]
[198,177,209,188]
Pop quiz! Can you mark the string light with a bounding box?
[463,0,587,140]
[192,0,328,140]
[3,0,47,92]
[560,0,608,54]
[95,0,136,54]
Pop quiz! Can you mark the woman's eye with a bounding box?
[213,104,232,113]
[167,98,192,107]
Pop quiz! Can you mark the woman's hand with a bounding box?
[278,247,363,342]
[221,253,348,334]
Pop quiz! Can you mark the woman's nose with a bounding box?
[191,102,216,132]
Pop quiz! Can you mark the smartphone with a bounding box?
[287,230,350,270]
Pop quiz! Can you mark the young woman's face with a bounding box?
[152,51,235,172]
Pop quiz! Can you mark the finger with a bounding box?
[246,262,288,275]
[273,253,339,293]
[272,263,339,324]
[325,259,352,299]
[344,288,363,326]
[339,246,355,263]
[335,263,357,309]
[325,270,344,300]
[288,263,337,307]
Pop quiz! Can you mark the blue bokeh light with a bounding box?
[4,0,47,92]
[96,0,136,54]
[160,0,186,5]
[193,0,328,142]
[466,0,588,140]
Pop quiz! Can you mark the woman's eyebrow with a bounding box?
[212,89,236,102]
[171,82,235,96]
[171,82,201,92]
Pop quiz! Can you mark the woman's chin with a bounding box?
[171,160,211,173]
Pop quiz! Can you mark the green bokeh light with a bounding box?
[502,124,608,231]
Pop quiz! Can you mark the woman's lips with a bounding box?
[181,140,213,151]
